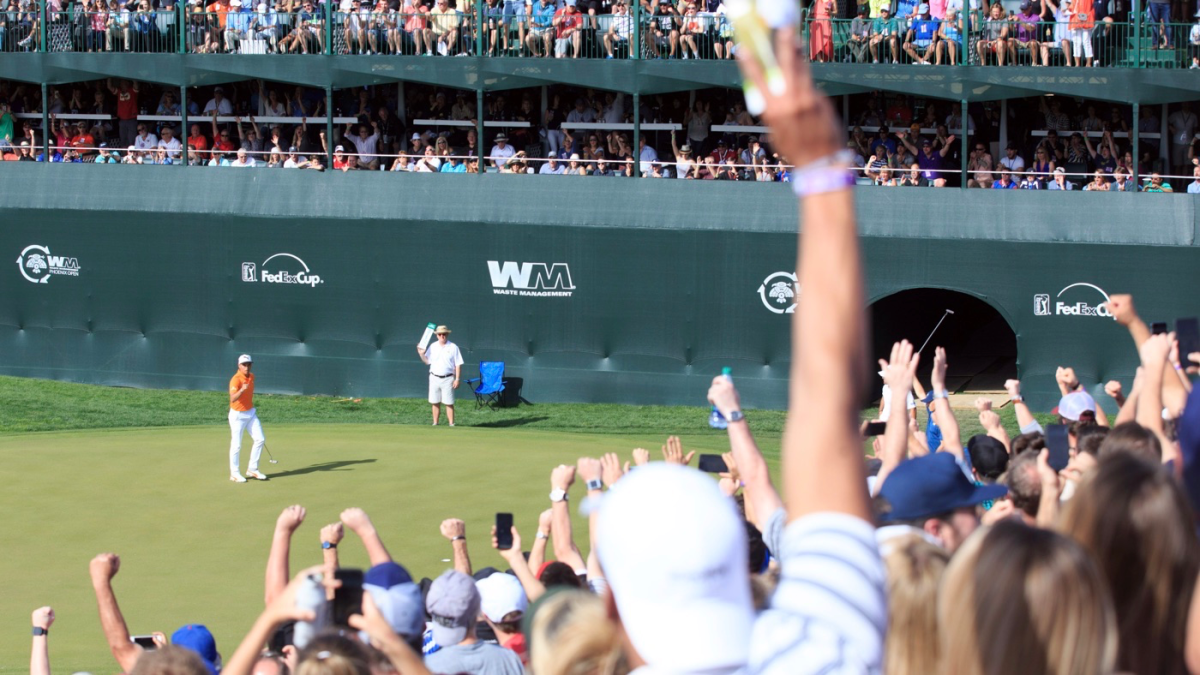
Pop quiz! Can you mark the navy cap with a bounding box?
[171,625,219,675]
[967,435,1009,482]
[879,453,1008,522]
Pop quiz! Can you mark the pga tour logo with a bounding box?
[1034,282,1113,317]
[241,253,324,287]
[487,261,575,297]
[16,244,81,284]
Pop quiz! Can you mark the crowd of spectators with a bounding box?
[4,77,1200,189]
[21,42,1200,675]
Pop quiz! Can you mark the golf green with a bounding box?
[0,424,776,674]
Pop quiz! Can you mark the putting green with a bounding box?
[0,424,777,674]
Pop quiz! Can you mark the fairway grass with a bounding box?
[0,376,1050,673]
[0,424,766,675]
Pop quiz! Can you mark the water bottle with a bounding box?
[291,574,329,649]
[708,367,731,429]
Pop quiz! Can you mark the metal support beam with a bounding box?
[477,88,485,168]
[326,86,334,167]
[1132,102,1140,186]
[40,82,49,159]
[960,99,968,188]
[181,86,189,165]
[632,92,640,176]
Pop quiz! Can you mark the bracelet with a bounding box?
[1174,364,1183,371]
[1010,395,1023,402]
[451,535,465,542]
[791,166,856,199]
[535,531,548,540]
[933,390,949,400]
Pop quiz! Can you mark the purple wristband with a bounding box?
[791,167,855,198]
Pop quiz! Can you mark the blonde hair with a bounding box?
[129,646,209,675]
[528,590,626,675]
[294,635,371,675]
[883,535,949,675]
[938,521,1116,675]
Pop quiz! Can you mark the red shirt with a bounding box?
[214,139,237,152]
[554,7,580,38]
[501,633,527,664]
[189,134,209,151]
[116,89,137,120]
[333,156,349,169]
[71,133,96,153]
[710,147,734,164]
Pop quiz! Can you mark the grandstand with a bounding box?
[2,0,1200,410]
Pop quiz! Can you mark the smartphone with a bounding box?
[495,513,514,550]
[863,421,888,437]
[131,635,158,650]
[697,454,729,473]
[331,568,363,627]
[1176,317,1200,359]
[1045,424,1070,472]
[1151,321,1168,335]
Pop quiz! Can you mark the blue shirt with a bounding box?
[912,18,939,43]
[991,178,1018,189]
[227,7,251,31]
[531,2,554,27]
[440,161,466,172]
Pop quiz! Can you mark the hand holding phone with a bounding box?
[697,454,729,473]
[495,513,514,550]
[331,568,364,628]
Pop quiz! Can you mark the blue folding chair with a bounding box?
[466,361,508,410]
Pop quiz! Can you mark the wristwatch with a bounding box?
[585,478,603,491]
[32,627,47,637]
[727,410,745,423]
[321,541,337,550]
[549,488,568,502]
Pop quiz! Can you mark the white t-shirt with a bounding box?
[489,143,515,167]
[203,98,234,115]
[157,137,182,159]
[424,340,464,377]
[999,154,1025,172]
[675,157,694,179]
[135,132,158,150]
[879,383,917,420]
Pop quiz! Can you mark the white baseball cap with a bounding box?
[237,354,253,364]
[475,573,528,623]
[597,464,753,672]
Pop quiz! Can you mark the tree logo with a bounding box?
[759,271,798,314]
[16,245,81,284]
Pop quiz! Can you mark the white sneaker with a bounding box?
[230,473,247,483]
[449,423,455,427]
[247,470,268,481]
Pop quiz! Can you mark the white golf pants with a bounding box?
[229,407,265,475]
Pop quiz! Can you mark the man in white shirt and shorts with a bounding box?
[417,325,463,426]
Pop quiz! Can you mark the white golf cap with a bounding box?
[597,464,752,672]
[238,354,253,364]
[475,573,528,623]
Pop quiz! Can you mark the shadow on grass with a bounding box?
[470,416,550,429]
[269,459,377,478]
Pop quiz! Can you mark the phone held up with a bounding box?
[495,513,514,550]
[1045,424,1071,472]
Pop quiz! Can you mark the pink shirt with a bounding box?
[928,0,946,18]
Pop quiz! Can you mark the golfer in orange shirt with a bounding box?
[228,354,268,482]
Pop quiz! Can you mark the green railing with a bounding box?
[6,0,1200,68]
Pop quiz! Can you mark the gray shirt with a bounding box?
[424,642,525,675]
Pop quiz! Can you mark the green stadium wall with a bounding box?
[2,164,1198,411]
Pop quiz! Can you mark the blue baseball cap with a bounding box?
[171,625,219,675]
[364,562,424,639]
[878,453,1008,522]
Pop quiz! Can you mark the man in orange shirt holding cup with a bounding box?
[229,354,268,483]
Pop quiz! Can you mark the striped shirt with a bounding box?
[749,513,886,674]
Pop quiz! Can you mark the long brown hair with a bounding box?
[1059,452,1200,675]
[938,521,1116,675]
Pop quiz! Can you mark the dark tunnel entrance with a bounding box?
[868,288,1018,395]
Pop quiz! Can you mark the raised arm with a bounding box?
[319,522,343,573]
[439,519,472,576]
[89,554,141,673]
[223,566,327,675]
[264,505,307,607]
[526,509,552,575]
[576,457,607,582]
[975,398,1011,453]
[491,525,546,603]
[938,134,956,158]
[339,508,393,566]
[873,340,921,495]
[549,464,586,572]
[929,347,964,461]
[1137,334,1175,463]
[707,375,784,526]
[1004,378,1042,434]
[31,607,55,675]
[740,28,869,521]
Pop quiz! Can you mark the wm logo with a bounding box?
[487,261,576,290]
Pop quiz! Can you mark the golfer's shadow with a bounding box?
[269,459,377,479]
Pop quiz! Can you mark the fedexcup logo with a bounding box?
[1033,282,1112,317]
[241,253,324,287]
[16,244,81,284]
[759,271,797,314]
[487,261,575,297]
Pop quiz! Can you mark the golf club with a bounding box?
[916,309,955,355]
[264,442,278,464]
